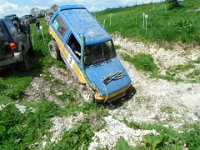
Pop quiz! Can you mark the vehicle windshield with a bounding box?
[84,40,116,65]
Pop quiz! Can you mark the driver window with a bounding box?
[68,34,81,60]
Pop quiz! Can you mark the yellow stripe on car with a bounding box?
[49,26,87,84]
[95,84,131,101]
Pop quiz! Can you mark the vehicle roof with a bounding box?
[5,14,17,17]
[58,5,112,45]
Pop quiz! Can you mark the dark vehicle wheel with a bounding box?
[48,40,60,60]
[19,51,30,71]
[80,85,94,103]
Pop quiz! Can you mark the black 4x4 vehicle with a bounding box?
[21,15,36,24]
[5,14,19,22]
[0,19,31,70]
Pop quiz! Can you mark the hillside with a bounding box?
[96,0,200,44]
[0,1,200,149]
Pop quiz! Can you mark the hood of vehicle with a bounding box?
[85,57,132,96]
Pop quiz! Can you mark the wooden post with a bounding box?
[103,19,106,28]
[145,14,148,33]
[40,26,45,44]
[110,14,112,27]
[143,13,145,29]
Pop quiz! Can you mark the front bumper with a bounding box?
[95,84,131,102]
[0,52,23,67]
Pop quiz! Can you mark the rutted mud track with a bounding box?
[23,36,200,149]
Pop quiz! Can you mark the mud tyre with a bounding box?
[19,51,30,71]
[80,85,94,104]
[48,40,60,60]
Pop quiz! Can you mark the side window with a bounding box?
[0,23,5,39]
[68,34,81,60]
[53,16,67,37]
[5,20,18,37]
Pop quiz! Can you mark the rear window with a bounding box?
[0,22,9,40]
[4,20,17,38]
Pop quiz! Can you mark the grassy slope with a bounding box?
[1,2,200,149]
[0,20,107,149]
[0,20,62,105]
[96,0,200,44]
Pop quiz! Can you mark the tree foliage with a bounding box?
[167,0,181,9]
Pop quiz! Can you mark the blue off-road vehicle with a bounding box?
[48,5,132,103]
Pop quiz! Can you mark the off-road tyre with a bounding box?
[48,40,60,60]
[19,51,30,71]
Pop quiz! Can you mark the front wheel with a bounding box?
[80,85,94,103]
[48,40,60,60]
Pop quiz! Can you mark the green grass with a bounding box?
[124,52,200,83]
[123,53,158,72]
[96,0,200,44]
[115,136,132,150]
[0,101,59,149]
[0,19,65,104]
[50,120,94,150]
[123,120,200,150]
[157,57,200,83]
[1,1,200,148]
[0,100,108,149]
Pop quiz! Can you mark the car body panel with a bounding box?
[49,5,132,102]
[85,57,132,96]
[49,26,87,84]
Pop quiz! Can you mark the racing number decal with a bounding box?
[67,54,74,68]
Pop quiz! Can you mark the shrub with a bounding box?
[167,0,182,9]
[51,121,94,150]
[115,136,132,150]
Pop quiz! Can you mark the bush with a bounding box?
[167,0,182,9]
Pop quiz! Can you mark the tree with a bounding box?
[167,0,181,9]
[50,4,58,12]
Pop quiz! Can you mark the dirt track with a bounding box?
[23,36,200,149]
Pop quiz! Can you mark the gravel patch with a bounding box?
[113,35,200,70]
[109,59,200,128]
[15,104,26,113]
[24,65,81,105]
[108,35,200,128]
[25,77,52,101]
[50,112,85,143]
[89,116,156,150]
[0,104,6,110]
